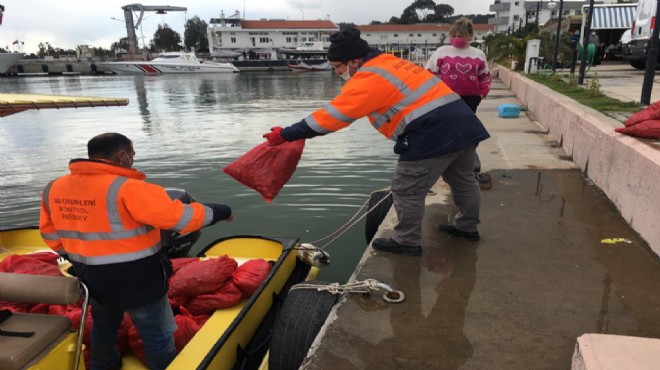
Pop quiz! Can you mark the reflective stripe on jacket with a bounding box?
[39,159,213,266]
[304,53,461,142]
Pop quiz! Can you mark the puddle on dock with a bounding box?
[304,169,660,370]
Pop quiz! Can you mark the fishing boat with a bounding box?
[0,52,24,74]
[0,226,324,370]
[96,52,239,75]
[0,93,331,370]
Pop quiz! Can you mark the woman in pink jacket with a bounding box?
[426,17,492,189]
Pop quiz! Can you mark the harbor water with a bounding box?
[0,72,397,282]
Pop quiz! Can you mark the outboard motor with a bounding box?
[161,188,201,258]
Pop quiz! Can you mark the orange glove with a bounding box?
[263,126,286,146]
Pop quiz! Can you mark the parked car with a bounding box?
[625,0,659,69]
[612,29,632,61]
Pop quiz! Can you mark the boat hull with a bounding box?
[96,61,239,75]
[0,226,312,370]
[0,53,24,74]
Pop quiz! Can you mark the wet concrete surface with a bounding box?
[302,79,660,369]
[303,169,660,370]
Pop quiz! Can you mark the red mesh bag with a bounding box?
[171,257,199,273]
[223,140,306,202]
[116,314,132,354]
[624,100,660,127]
[0,252,63,276]
[168,256,238,299]
[615,120,660,139]
[184,281,243,315]
[231,259,272,298]
[127,324,147,367]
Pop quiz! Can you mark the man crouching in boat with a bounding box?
[39,132,233,370]
[264,28,489,256]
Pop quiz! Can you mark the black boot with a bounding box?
[372,238,422,256]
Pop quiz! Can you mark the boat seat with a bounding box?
[0,272,89,370]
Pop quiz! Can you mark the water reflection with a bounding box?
[0,73,397,282]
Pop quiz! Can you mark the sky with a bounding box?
[0,0,492,54]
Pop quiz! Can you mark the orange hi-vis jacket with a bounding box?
[304,52,460,141]
[39,159,213,266]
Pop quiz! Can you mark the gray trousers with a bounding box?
[391,146,481,246]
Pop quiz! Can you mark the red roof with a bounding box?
[357,23,494,32]
[241,20,338,30]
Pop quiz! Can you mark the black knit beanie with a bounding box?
[327,27,370,62]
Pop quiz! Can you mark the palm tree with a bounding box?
[486,31,572,72]
[485,33,531,70]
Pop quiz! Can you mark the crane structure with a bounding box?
[120,3,187,54]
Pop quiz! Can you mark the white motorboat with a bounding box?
[97,51,239,75]
[0,52,24,74]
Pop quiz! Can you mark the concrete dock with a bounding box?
[302,64,660,369]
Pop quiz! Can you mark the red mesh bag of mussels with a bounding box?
[222,140,305,202]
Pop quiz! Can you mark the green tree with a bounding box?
[37,42,54,58]
[151,24,182,52]
[433,4,455,22]
[110,38,129,54]
[395,1,454,24]
[184,16,209,53]
[337,22,357,31]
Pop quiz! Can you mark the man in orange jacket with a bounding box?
[40,132,232,370]
[264,28,489,256]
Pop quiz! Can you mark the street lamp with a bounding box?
[548,0,564,73]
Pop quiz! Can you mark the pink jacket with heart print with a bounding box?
[425,45,491,98]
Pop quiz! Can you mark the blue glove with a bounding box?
[204,203,232,225]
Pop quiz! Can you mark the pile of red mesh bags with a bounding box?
[615,101,660,139]
[0,252,272,367]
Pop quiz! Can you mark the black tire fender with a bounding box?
[364,189,393,244]
[268,281,338,370]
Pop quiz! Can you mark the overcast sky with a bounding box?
[0,1,492,54]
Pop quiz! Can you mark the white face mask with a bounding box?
[340,64,351,81]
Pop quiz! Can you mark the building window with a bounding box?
[259,37,269,43]
[394,34,398,37]
[514,1,519,5]
[231,37,236,43]
[286,37,292,43]
[432,33,437,36]
[513,15,520,21]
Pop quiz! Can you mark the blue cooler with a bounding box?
[498,103,522,118]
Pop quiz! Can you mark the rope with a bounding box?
[304,190,392,251]
[289,278,405,303]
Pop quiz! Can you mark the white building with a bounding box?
[357,24,495,51]
[488,0,614,33]
[206,11,495,59]
[207,12,338,56]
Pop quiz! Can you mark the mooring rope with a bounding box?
[289,278,405,303]
[303,190,392,251]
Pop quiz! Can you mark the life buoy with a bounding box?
[268,281,338,370]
